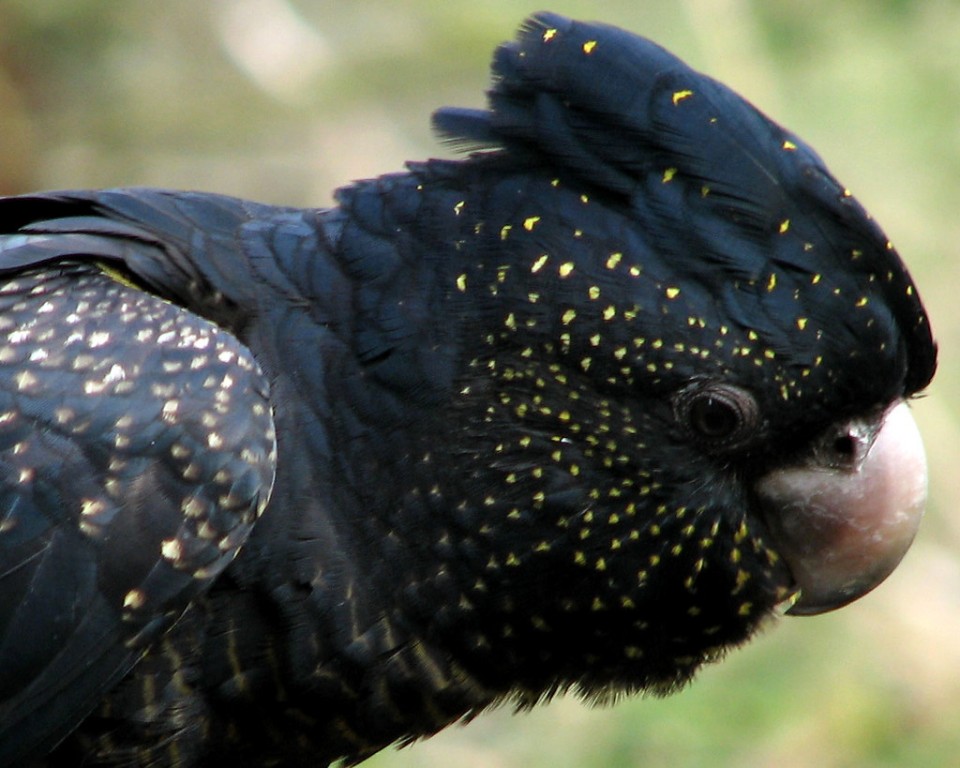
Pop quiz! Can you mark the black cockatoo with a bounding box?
[0,12,936,768]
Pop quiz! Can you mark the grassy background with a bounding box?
[2,1,958,765]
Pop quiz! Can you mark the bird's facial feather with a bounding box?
[416,12,936,699]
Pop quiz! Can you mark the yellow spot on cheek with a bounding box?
[779,220,790,234]
[588,286,601,300]
[767,273,777,291]
[582,40,597,54]
[453,200,465,215]
[796,317,808,330]
[606,252,622,269]
[672,89,694,105]
[523,216,540,231]
[662,167,678,183]
[561,309,577,325]
[559,262,575,278]
[665,286,681,299]
[603,306,616,321]
[531,254,548,273]
[456,274,467,292]
[543,28,558,42]
[500,225,512,241]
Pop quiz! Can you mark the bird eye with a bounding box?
[674,382,760,450]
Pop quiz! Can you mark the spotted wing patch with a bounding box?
[0,262,276,764]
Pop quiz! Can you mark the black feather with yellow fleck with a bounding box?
[0,11,935,768]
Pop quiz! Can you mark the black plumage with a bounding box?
[0,13,936,767]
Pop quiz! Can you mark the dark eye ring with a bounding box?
[674,382,760,450]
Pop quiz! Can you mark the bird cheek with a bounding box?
[754,401,927,615]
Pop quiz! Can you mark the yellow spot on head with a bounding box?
[665,286,680,299]
[606,252,622,270]
[672,89,694,105]
[543,28,558,42]
[523,216,540,231]
[453,200,465,216]
[588,285,601,300]
[662,167,678,183]
[779,220,790,234]
[456,274,467,292]
[582,40,597,54]
[855,296,869,307]
[561,308,577,325]
[782,140,797,150]
[796,317,808,330]
[531,253,548,273]
[559,262,575,278]
[500,225,512,241]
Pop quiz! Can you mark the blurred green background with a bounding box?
[1,1,958,766]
